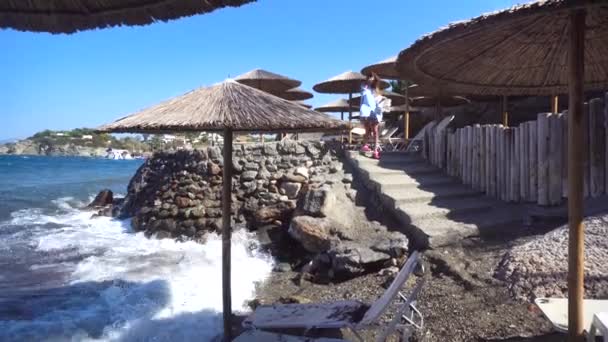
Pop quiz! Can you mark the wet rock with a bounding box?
[298,188,334,217]
[253,201,296,226]
[342,174,353,184]
[87,189,113,208]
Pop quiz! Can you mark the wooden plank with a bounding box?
[460,128,466,180]
[496,126,503,199]
[466,126,473,185]
[501,127,508,201]
[589,98,605,197]
[583,103,590,198]
[520,122,529,200]
[489,125,497,197]
[510,128,520,202]
[537,113,550,206]
[562,112,569,198]
[605,93,608,195]
[529,121,538,202]
[549,114,564,205]
[480,125,487,192]
[472,125,480,190]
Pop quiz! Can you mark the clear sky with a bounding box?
[1,0,521,140]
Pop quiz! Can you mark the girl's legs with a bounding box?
[361,119,371,151]
[372,120,380,159]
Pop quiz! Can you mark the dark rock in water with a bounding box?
[87,190,113,208]
[273,262,292,272]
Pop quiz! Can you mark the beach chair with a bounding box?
[534,298,608,341]
[242,251,424,342]
[233,330,346,342]
[588,312,608,342]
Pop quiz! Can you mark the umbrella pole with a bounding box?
[341,111,344,143]
[552,95,559,113]
[502,95,509,127]
[404,83,410,140]
[567,9,585,342]
[222,128,233,342]
[348,93,353,145]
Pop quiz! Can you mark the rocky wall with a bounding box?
[121,140,341,240]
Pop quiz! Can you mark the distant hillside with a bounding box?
[0,128,216,157]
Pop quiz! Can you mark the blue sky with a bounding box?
[1,0,520,140]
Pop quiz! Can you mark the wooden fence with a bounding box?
[423,95,607,206]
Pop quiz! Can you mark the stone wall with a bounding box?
[121,140,341,240]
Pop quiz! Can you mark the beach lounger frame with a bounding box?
[242,251,424,342]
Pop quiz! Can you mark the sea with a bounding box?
[0,155,273,341]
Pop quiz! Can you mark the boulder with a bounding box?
[253,201,296,226]
[289,216,334,253]
[294,167,309,179]
[298,188,335,217]
[280,182,302,199]
[87,189,113,208]
[283,173,307,183]
[208,162,221,176]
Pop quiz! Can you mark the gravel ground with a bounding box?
[495,214,608,301]
[249,227,563,342]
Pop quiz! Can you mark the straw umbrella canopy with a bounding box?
[98,80,347,340]
[0,0,255,34]
[409,96,470,108]
[234,69,301,93]
[274,87,314,101]
[396,1,608,339]
[361,55,400,80]
[313,71,389,143]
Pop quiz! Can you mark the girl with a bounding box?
[360,73,389,159]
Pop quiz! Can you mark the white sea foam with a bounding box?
[0,197,274,341]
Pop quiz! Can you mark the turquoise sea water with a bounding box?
[0,155,272,341]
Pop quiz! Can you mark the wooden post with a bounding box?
[467,126,474,185]
[472,125,480,189]
[552,95,559,113]
[537,113,551,205]
[529,121,538,202]
[567,9,585,342]
[589,99,605,197]
[502,95,509,127]
[222,128,233,342]
[460,128,466,179]
[511,128,520,202]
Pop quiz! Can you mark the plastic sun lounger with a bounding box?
[535,298,608,339]
[233,330,346,342]
[242,251,424,342]
[588,312,608,342]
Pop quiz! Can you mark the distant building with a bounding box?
[105,148,133,160]
[81,135,93,140]
[54,132,65,137]
[162,134,176,143]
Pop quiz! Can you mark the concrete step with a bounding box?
[372,174,458,188]
[394,197,493,224]
[382,184,483,204]
[358,163,441,176]
[413,207,523,247]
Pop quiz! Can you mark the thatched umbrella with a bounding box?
[396,1,608,339]
[98,80,347,341]
[234,69,301,93]
[313,71,389,144]
[0,0,255,34]
[274,87,313,101]
[315,98,358,143]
